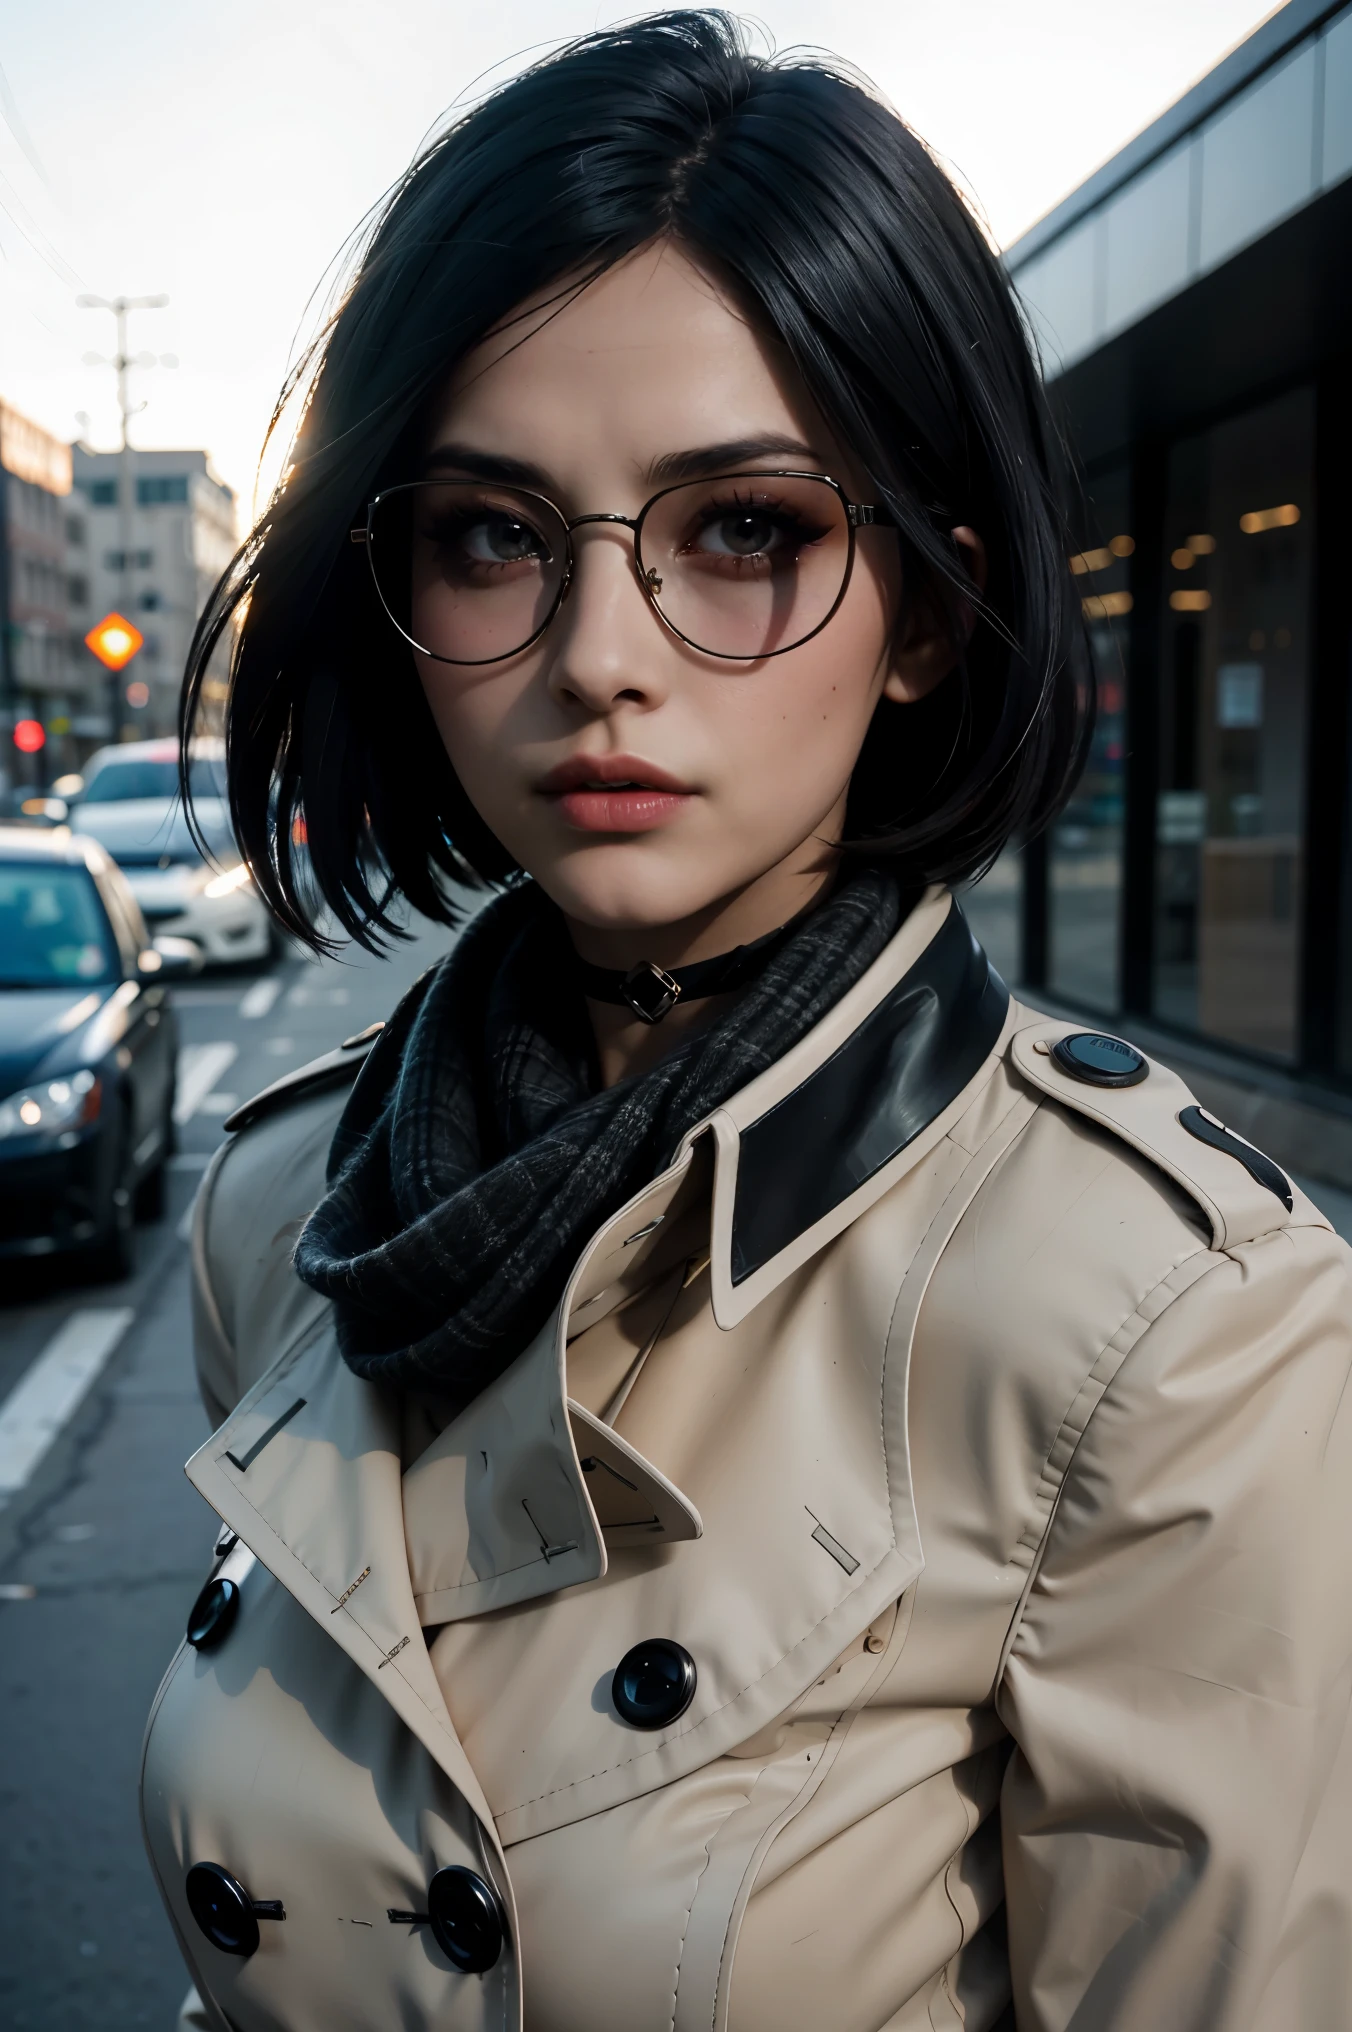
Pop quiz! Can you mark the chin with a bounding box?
[530,844,744,936]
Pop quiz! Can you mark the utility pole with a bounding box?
[77,293,170,742]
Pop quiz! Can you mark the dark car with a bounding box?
[0,825,195,1278]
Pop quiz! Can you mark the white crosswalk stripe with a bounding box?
[0,1310,135,1501]
[173,1042,238,1123]
[239,976,283,1018]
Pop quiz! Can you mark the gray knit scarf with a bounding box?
[293,868,907,1408]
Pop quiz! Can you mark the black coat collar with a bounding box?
[698,891,1011,1327]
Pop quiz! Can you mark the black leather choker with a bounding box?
[577,920,799,1024]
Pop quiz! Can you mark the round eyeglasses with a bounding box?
[351,470,896,666]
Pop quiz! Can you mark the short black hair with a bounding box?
[183,8,1088,950]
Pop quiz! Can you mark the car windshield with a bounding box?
[71,799,235,868]
[0,865,118,988]
[79,755,226,803]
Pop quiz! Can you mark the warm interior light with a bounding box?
[1186,533,1216,555]
[1108,534,1135,558]
[1069,545,1114,575]
[1082,590,1132,620]
[1170,589,1212,612]
[1239,503,1300,535]
[203,862,251,899]
[1171,547,1195,571]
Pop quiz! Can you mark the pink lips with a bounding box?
[535,753,695,834]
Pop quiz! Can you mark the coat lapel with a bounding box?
[183,1321,512,1896]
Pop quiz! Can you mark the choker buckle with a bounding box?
[621,961,682,1025]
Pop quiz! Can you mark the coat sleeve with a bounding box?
[996,1219,1352,2031]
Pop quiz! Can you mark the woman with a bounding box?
[142,14,1352,2030]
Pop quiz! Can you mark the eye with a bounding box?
[680,491,831,569]
[697,508,788,559]
[422,507,551,569]
[462,513,549,565]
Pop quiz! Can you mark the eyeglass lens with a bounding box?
[366,475,853,664]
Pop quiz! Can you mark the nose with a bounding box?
[545,522,668,715]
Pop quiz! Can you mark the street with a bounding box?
[0,910,460,2032]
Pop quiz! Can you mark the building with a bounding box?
[70,445,237,744]
[971,0,1352,1188]
[0,404,84,789]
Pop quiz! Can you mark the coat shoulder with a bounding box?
[192,1028,380,1422]
[221,1021,383,1134]
[1006,1004,1330,1253]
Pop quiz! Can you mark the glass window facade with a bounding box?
[1153,386,1313,1060]
[1325,6,1352,188]
[1196,43,1318,271]
[1015,216,1100,369]
[1101,143,1193,341]
[1048,466,1131,1012]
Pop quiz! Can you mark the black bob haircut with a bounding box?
[183,8,1088,951]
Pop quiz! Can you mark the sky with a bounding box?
[0,0,1283,523]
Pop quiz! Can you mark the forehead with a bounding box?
[429,241,832,480]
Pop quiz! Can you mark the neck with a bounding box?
[567,851,840,1089]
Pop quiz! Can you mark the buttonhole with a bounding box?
[580,1456,639,1492]
[224,1396,306,1473]
[521,1497,579,1563]
[805,1507,859,1575]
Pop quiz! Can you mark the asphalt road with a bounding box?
[0,910,459,2032]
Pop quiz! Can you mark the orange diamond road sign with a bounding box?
[85,612,144,672]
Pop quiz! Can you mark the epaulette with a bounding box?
[222,1021,384,1135]
[1010,1016,1329,1252]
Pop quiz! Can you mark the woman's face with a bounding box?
[413,240,960,958]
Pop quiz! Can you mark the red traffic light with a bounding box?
[13,718,45,754]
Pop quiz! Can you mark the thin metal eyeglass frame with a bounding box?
[350,470,897,666]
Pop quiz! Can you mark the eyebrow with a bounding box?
[419,432,826,493]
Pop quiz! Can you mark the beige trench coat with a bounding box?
[141,887,1352,2032]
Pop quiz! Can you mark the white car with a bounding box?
[66,739,273,969]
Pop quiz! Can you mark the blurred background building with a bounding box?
[0,404,81,783]
[968,0,1352,1179]
[0,418,235,797]
[70,445,235,743]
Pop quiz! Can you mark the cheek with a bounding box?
[722,586,893,792]
[415,654,537,819]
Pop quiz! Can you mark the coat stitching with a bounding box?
[667,1772,760,2032]
[996,1248,1231,1687]
[502,1111,1032,1821]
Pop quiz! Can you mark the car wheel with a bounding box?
[88,1115,136,1282]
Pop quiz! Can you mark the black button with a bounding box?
[611,1638,697,1729]
[426,1866,506,1973]
[186,1576,239,1651]
[186,1864,260,1958]
[1050,1031,1148,1088]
